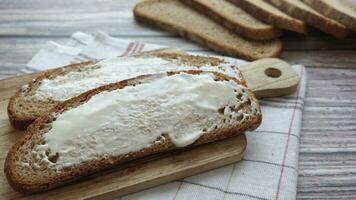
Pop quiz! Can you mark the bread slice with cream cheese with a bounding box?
[8,49,244,130]
[5,70,261,193]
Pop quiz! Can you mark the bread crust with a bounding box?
[133,0,282,60]
[5,70,261,193]
[7,61,94,130]
[181,0,282,40]
[229,0,308,34]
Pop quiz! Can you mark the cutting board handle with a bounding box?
[240,58,300,99]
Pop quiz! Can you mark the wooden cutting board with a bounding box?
[0,58,299,200]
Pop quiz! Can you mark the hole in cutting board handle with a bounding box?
[264,67,281,78]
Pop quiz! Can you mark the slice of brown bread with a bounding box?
[133,0,282,61]
[303,0,356,32]
[8,49,245,130]
[180,0,282,40]
[229,0,308,34]
[264,0,348,38]
[5,70,262,193]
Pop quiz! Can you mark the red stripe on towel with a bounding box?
[121,42,135,56]
[130,42,140,55]
[137,43,145,53]
[275,67,304,200]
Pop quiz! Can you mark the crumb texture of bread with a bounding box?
[7,51,244,130]
[229,0,308,34]
[303,0,356,32]
[133,0,282,60]
[5,70,262,193]
[264,0,348,38]
[181,0,282,40]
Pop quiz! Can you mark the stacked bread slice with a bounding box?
[134,0,356,59]
[303,0,356,32]
[229,0,309,34]
[264,0,348,38]
[134,0,283,61]
[181,0,283,40]
[6,50,262,193]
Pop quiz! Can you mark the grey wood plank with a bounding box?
[1,37,355,77]
[0,0,355,50]
[282,51,356,69]
[0,0,164,37]
[0,37,67,70]
[296,68,356,199]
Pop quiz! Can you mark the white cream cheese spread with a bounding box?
[35,73,257,169]
[35,56,241,101]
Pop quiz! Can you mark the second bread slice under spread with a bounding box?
[133,0,282,61]
[8,50,245,130]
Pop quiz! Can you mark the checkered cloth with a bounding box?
[25,31,306,200]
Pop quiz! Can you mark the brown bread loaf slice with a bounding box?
[229,0,308,34]
[303,0,356,32]
[181,0,282,40]
[5,70,262,193]
[133,0,282,61]
[264,0,348,38]
[8,50,246,130]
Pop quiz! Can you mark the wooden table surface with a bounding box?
[0,0,355,199]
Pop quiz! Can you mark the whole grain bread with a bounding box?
[133,0,282,61]
[181,0,282,40]
[229,0,308,34]
[5,70,262,193]
[264,0,348,38]
[8,49,244,130]
[303,0,356,32]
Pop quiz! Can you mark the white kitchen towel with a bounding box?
[25,31,306,200]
